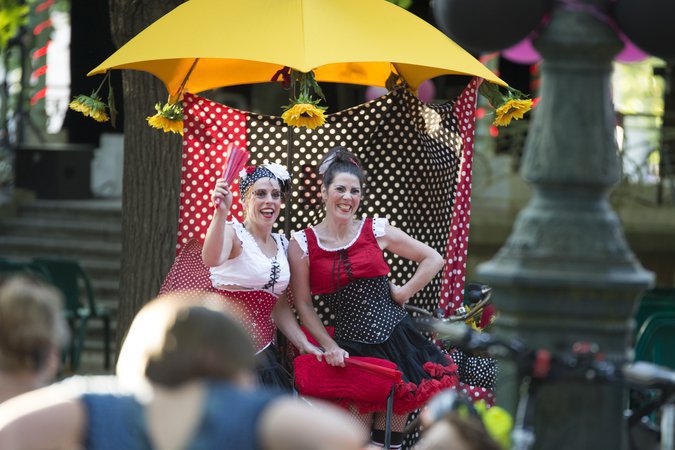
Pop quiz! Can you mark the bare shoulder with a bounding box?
[258,397,368,450]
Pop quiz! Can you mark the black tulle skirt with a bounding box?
[335,316,459,413]
[256,344,293,391]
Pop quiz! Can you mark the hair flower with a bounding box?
[279,69,328,130]
[479,81,533,127]
[263,163,290,182]
[146,99,184,135]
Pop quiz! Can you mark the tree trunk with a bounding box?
[108,0,185,351]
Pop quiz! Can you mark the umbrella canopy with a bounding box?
[89,0,506,95]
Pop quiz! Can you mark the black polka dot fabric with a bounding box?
[175,79,486,450]
[178,79,479,320]
[323,276,408,343]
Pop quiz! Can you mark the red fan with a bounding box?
[215,142,250,207]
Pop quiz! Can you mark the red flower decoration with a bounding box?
[245,166,256,175]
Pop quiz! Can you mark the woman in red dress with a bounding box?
[288,147,459,449]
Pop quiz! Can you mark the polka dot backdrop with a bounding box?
[177,78,480,319]
[169,79,493,449]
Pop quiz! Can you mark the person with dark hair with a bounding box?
[288,146,460,449]
[201,163,322,388]
[0,275,69,404]
[0,292,368,450]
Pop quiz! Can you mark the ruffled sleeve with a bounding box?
[373,217,389,238]
[291,230,309,256]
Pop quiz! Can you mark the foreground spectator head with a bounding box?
[0,275,69,402]
[117,291,256,389]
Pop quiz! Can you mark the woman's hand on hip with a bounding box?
[389,281,409,305]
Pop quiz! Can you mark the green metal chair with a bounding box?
[0,258,53,282]
[634,288,675,339]
[635,311,675,369]
[632,311,675,429]
[31,257,112,371]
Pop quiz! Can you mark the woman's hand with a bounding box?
[297,339,324,361]
[389,281,409,305]
[212,178,233,211]
[322,344,350,367]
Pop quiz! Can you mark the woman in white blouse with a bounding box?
[202,163,321,389]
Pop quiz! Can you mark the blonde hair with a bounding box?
[0,275,68,372]
[117,291,256,388]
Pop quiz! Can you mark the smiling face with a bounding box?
[321,172,362,222]
[243,177,282,225]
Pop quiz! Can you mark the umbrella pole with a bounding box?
[284,126,294,236]
[170,58,200,102]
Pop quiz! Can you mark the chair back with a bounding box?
[634,288,675,337]
[0,258,53,283]
[31,258,94,313]
[635,311,675,369]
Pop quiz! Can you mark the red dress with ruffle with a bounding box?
[299,217,459,414]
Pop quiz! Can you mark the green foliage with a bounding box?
[0,0,29,49]
[613,58,666,117]
[387,0,413,10]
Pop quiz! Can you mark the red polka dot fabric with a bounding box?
[158,239,278,352]
[177,99,249,249]
[166,81,495,428]
[176,80,480,317]
[439,79,478,313]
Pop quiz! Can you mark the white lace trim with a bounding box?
[293,217,388,256]
[231,221,286,259]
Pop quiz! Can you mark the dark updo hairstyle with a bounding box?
[318,146,365,189]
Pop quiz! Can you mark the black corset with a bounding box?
[322,276,407,344]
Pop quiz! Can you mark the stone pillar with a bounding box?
[476,2,654,449]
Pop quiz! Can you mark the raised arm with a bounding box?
[379,224,445,305]
[0,384,85,450]
[288,239,348,367]
[202,179,237,266]
[271,293,322,358]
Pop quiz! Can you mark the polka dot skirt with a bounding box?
[158,239,277,352]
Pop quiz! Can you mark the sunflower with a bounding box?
[493,98,534,127]
[479,82,533,127]
[69,93,109,123]
[146,101,184,135]
[281,101,327,129]
[278,70,328,130]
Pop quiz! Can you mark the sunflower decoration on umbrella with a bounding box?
[69,60,196,136]
[146,94,184,135]
[143,59,200,136]
[68,72,116,125]
[479,81,533,127]
[279,68,328,130]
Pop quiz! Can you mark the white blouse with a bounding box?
[292,217,388,256]
[209,221,290,296]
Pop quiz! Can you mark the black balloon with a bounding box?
[431,0,552,54]
[614,0,675,61]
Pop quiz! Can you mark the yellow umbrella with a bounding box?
[89,0,506,97]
